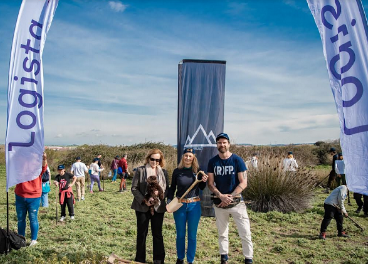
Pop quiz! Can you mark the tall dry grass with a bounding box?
[243,155,318,213]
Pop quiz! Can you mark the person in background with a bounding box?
[89,158,104,193]
[167,148,208,264]
[251,153,258,170]
[40,165,51,207]
[110,155,120,183]
[282,151,298,172]
[96,154,102,168]
[96,154,104,181]
[119,154,130,192]
[131,149,168,264]
[207,133,253,264]
[15,152,48,246]
[319,185,349,239]
[54,165,77,222]
[325,147,338,193]
[335,153,351,205]
[70,156,88,201]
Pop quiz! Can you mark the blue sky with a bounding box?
[1,0,368,146]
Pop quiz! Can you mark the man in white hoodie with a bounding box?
[319,185,349,239]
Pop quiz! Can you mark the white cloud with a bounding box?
[108,1,127,12]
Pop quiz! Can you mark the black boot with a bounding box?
[338,231,349,238]
[176,259,184,264]
[355,206,362,213]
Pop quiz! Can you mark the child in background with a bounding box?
[54,165,77,221]
[40,165,51,207]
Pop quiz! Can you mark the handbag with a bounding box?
[42,182,51,193]
[0,228,26,254]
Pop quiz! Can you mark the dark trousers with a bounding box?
[336,174,346,186]
[336,175,350,203]
[135,210,165,263]
[320,203,343,233]
[327,170,336,189]
[354,193,368,213]
[59,193,74,217]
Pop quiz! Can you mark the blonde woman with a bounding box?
[167,148,208,264]
[131,149,169,264]
[282,151,298,172]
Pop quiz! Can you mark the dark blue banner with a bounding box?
[178,59,226,216]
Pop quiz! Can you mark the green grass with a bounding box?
[0,165,368,263]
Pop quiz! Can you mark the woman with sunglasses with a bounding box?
[167,148,208,264]
[131,148,169,264]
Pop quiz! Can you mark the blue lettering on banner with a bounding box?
[8,19,43,151]
[321,0,368,135]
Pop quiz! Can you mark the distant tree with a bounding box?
[314,141,325,147]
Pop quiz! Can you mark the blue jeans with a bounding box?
[15,194,41,240]
[112,169,118,182]
[40,192,49,207]
[173,201,201,263]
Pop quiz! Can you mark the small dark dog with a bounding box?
[144,175,164,215]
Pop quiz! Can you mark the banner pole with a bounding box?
[6,191,9,254]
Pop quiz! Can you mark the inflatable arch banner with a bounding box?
[307,0,368,195]
[6,0,58,190]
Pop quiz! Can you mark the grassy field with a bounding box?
[0,165,367,264]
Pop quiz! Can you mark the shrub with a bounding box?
[56,143,177,179]
[243,158,318,213]
[312,140,341,165]
[230,144,319,168]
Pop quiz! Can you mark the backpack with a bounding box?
[0,228,26,254]
[42,169,50,182]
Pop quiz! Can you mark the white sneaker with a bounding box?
[59,216,65,222]
[29,240,38,246]
[70,216,75,220]
[81,196,85,200]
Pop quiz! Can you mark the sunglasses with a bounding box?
[150,158,161,162]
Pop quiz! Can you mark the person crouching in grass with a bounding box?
[319,185,349,239]
[54,165,77,222]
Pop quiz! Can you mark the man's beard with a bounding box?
[218,146,228,153]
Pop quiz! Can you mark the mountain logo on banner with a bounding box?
[184,124,217,149]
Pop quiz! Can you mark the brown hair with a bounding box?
[145,149,165,168]
[178,153,199,173]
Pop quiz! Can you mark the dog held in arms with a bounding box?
[144,175,164,215]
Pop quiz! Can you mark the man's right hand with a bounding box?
[218,194,233,208]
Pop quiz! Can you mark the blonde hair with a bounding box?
[178,153,199,173]
[145,149,165,168]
